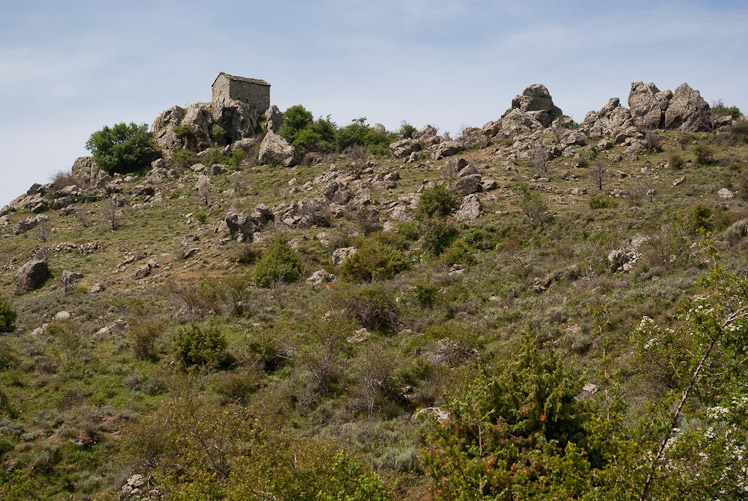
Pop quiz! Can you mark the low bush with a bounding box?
[254,238,303,287]
[0,298,16,333]
[440,239,475,266]
[693,143,715,165]
[416,185,459,219]
[419,216,459,256]
[131,319,165,361]
[688,204,713,234]
[173,323,228,368]
[336,285,399,333]
[668,153,684,170]
[340,241,410,282]
[589,195,618,209]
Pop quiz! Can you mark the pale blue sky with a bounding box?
[1,0,746,205]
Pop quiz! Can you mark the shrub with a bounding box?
[254,237,303,287]
[399,121,417,139]
[340,241,410,282]
[643,131,663,152]
[337,285,399,333]
[441,239,475,266]
[131,319,165,361]
[173,323,228,368]
[688,204,713,234]
[416,185,459,219]
[728,120,748,145]
[336,118,393,156]
[230,149,245,169]
[419,216,459,256]
[589,195,618,209]
[518,184,550,224]
[195,210,207,223]
[171,149,198,169]
[693,143,715,165]
[711,99,741,119]
[279,104,314,144]
[0,298,16,333]
[211,124,227,145]
[85,122,161,174]
[669,153,684,170]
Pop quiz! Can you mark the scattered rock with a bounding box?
[390,138,421,159]
[90,283,107,293]
[428,338,479,367]
[307,269,335,286]
[54,311,72,321]
[454,174,482,196]
[14,215,48,235]
[455,194,482,222]
[61,270,83,292]
[431,140,464,160]
[608,235,648,272]
[414,407,451,423]
[134,264,152,279]
[718,188,734,199]
[346,328,371,343]
[14,259,49,295]
[332,247,357,266]
[673,177,686,187]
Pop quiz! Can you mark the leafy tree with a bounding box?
[279,104,314,144]
[340,241,410,282]
[336,117,393,156]
[254,237,303,287]
[85,122,161,174]
[0,297,16,333]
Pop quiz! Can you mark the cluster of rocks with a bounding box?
[389,125,465,161]
[218,204,275,242]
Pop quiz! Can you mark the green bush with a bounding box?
[669,153,684,170]
[211,124,227,145]
[518,184,550,224]
[589,195,619,210]
[173,323,228,368]
[688,204,713,234]
[254,238,303,287]
[0,297,16,333]
[131,319,165,361]
[171,149,197,169]
[711,99,741,119]
[440,239,475,266]
[336,118,394,156]
[85,122,161,174]
[398,121,417,139]
[279,104,314,144]
[340,241,410,282]
[416,185,459,219]
[419,216,458,256]
[693,143,715,165]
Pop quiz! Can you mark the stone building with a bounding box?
[211,72,270,112]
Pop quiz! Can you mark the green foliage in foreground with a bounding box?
[0,296,16,333]
[254,237,303,287]
[85,122,161,174]
[173,323,227,368]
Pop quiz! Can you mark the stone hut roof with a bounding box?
[212,72,270,87]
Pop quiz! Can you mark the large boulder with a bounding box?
[504,84,563,128]
[664,83,712,132]
[15,259,49,295]
[61,270,84,293]
[431,140,464,160]
[71,156,102,186]
[455,194,482,222]
[389,138,421,159]
[628,82,671,130]
[500,108,543,135]
[258,131,300,167]
[581,98,636,138]
[151,105,187,154]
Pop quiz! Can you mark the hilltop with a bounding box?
[1,76,747,499]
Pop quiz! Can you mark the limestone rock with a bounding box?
[581,98,636,138]
[225,212,258,241]
[500,108,543,135]
[61,270,84,293]
[346,328,371,343]
[455,194,481,222]
[504,84,563,128]
[71,156,102,186]
[258,131,300,167]
[15,259,49,295]
[134,263,152,279]
[629,82,670,130]
[454,174,482,196]
[90,283,107,293]
[307,269,335,286]
[718,188,734,199]
[389,138,421,159]
[431,140,464,160]
[332,247,357,266]
[14,215,48,235]
[263,105,283,132]
[664,83,712,132]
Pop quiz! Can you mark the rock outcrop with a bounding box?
[665,83,712,132]
[15,259,49,295]
[504,84,564,128]
[581,98,636,138]
[258,131,300,167]
[628,82,671,130]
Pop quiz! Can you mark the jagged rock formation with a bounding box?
[503,84,564,128]
[628,81,711,132]
[581,98,636,139]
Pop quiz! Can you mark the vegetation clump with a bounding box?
[0,297,16,333]
[85,122,161,174]
[254,237,303,287]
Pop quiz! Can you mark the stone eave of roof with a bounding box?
[212,72,270,87]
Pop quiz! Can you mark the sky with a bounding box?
[1,0,747,206]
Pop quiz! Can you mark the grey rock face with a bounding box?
[454,175,482,196]
[258,131,300,167]
[15,259,49,295]
[389,138,421,159]
[263,105,284,133]
[629,82,670,130]
[455,194,482,222]
[505,84,563,128]
[71,156,102,186]
[664,83,712,132]
[332,247,357,266]
[581,98,636,138]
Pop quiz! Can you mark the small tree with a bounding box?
[416,185,459,219]
[173,323,227,368]
[279,105,314,145]
[85,122,161,174]
[0,297,17,333]
[592,159,608,191]
[254,238,303,288]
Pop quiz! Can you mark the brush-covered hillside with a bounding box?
[1,78,747,499]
